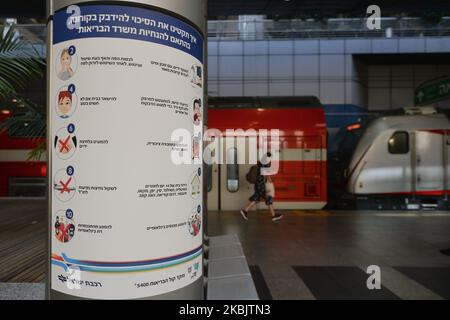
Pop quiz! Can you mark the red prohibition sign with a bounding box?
[59,177,72,194]
[58,135,71,153]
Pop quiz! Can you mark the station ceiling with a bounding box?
[2,0,450,20]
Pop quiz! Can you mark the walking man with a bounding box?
[240,152,283,222]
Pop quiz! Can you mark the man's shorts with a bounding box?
[249,191,273,205]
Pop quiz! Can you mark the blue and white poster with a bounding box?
[50,3,204,299]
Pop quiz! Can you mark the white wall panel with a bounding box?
[243,41,269,55]
[269,83,293,96]
[320,40,345,54]
[320,55,345,79]
[244,56,268,78]
[371,39,398,53]
[320,82,345,104]
[399,38,425,53]
[208,55,218,78]
[294,39,320,54]
[269,55,293,78]
[345,39,372,54]
[208,41,218,56]
[244,83,268,96]
[219,56,243,80]
[294,82,320,97]
[219,41,243,55]
[269,40,294,55]
[219,83,243,96]
[295,55,319,79]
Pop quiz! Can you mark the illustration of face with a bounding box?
[58,91,72,117]
[193,101,201,125]
[193,139,199,158]
[58,97,72,116]
[60,51,71,69]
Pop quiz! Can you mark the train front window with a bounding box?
[226,147,239,192]
[388,131,409,154]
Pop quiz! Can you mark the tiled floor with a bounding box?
[207,210,450,300]
[1,199,450,300]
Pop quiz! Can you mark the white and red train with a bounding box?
[345,107,450,210]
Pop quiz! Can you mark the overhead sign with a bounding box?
[50,3,204,299]
[415,76,450,106]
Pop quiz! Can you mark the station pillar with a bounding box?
[47,0,207,299]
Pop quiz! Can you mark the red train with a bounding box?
[207,97,327,210]
[0,110,46,197]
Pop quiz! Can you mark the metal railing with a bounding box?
[208,17,450,40]
[7,17,450,45]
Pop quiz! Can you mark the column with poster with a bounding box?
[48,1,205,299]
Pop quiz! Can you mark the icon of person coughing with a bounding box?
[57,48,75,81]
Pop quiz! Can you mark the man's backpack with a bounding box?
[246,165,259,184]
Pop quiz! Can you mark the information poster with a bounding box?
[50,4,204,299]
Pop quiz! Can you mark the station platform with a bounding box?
[1,199,450,300]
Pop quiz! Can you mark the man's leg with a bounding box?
[268,204,276,217]
[240,200,257,220]
[266,197,283,221]
[244,201,256,212]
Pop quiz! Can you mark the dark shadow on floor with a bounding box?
[249,265,273,300]
[394,267,450,300]
[293,266,400,300]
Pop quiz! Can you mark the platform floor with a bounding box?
[207,209,450,300]
[0,199,46,283]
[1,199,450,299]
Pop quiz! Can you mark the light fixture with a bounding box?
[346,123,361,131]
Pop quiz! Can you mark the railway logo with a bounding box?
[188,262,200,279]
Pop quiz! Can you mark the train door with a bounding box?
[219,137,254,211]
[205,138,220,211]
[206,135,254,211]
[414,130,449,197]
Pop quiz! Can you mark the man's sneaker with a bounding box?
[271,213,283,222]
[240,209,248,220]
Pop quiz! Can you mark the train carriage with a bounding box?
[207,97,327,211]
[345,107,450,210]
